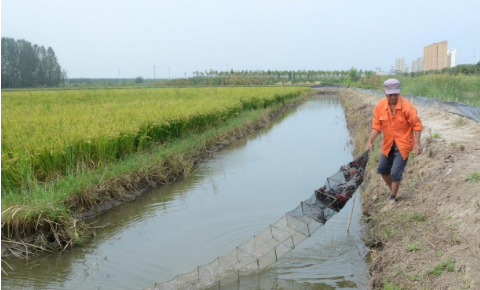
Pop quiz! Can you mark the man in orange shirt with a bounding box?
[365,78,423,210]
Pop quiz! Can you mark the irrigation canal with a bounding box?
[3,91,370,290]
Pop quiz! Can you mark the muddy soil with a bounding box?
[338,88,480,290]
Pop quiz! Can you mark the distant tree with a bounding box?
[346,68,360,82]
[135,76,144,84]
[1,37,64,88]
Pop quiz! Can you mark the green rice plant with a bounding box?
[450,142,456,146]
[433,133,441,138]
[1,94,308,249]
[1,87,309,193]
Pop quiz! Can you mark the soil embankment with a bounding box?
[336,87,480,289]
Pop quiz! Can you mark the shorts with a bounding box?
[377,142,408,181]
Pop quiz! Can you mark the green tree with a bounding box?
[347,67,360,82]
[1,37,64,88]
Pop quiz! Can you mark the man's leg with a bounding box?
[381,173,400,196]
[378,149,394,195]
[390,145,408,199]
[391,180,400,198]
[378,143,405,212]
[381,174,392,190]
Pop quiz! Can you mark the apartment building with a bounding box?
[423,41,448,70]
[395,57,405,72]
[448,48,457,67]
[411,57,423,72]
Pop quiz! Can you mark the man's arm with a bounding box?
[413,130,422,155]
[367,105,382,152]
[365,129,380,151]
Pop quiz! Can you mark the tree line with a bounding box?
[407,62,480,77]
[1,37,65,88]
[191,69,374,80]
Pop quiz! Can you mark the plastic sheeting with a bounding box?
[355,88,480,122]
[144,151,370,290]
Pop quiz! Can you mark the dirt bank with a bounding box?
[337,87,480,290]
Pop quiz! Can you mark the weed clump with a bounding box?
[402,212,427,222]
[427,258,456,276]
[465,171,479,182]
[454,117,465,127]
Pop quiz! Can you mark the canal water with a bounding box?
[2,92,370,290]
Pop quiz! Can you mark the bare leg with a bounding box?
[381,174,401,198]
[391,181,400,198]
[381,174,392,190]
[380,175,401,212]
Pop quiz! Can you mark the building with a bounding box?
[395,58,405,72]
[411,57,423,72]
[388,66,395,75]
[405,64,411,73]
[448,48,457,67]
[423,41,448,70]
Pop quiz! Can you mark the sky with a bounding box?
[2,0,480,79]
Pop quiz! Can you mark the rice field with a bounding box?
[1,87,308,193]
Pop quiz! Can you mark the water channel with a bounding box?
[3,92,370,290]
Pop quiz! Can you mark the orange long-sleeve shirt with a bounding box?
[372,96,423,160]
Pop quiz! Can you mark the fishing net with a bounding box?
[145,151,370,290]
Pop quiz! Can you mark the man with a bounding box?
[365,78,423,211]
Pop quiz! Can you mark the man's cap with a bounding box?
[384,78,400,94]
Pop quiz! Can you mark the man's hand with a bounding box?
[366,129,380,152]
[365,143,374,152]
[413,143,422,155]
[413,130,422,155]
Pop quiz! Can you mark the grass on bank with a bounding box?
[1,87,309,251]
[325,74,480,106]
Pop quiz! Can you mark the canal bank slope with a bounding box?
[336,87,480,290]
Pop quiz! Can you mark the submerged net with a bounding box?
[145,151,370,290]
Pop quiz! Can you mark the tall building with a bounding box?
[405,64,411,73]
[395,58,405,72]
[423,41,448,70]
[448,48,457,67]
[411,57,423,72]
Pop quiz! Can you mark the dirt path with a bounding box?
[339,88,480,289]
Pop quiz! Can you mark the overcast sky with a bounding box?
[2,0,480,78]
